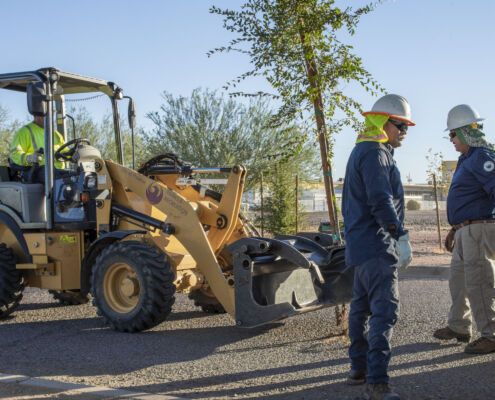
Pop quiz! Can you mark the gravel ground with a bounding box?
[1,278,494,400]
[0,210,489,399]
[304,210,453,267]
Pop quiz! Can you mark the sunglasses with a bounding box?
[449,131,457,139]
[388,119,408,132]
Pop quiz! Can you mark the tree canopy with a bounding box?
[209,0,382,132]
[210,0,384,234]
[146,88,318,189]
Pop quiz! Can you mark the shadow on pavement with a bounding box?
[0,313,286,379]
[121,341,494,399]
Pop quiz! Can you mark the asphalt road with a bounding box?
[1,277,494,400]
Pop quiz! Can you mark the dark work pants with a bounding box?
[22,166,64,183]
[348,256,399,384]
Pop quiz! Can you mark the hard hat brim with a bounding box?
[444,117,485,131]
[362,111,416,126]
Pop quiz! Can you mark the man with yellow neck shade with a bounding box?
[342,94,414,400]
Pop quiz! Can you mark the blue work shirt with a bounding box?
[447,146,495,225]
[342,141,405,266]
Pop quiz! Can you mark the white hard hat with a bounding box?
[363,94,415,126]
[445,104,484,131]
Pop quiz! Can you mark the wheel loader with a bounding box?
[0,68,353,332]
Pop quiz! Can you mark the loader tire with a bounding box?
[0,243,23,319]
[49,290,89,305]
[188,289,226,314]
[91,241,176,332]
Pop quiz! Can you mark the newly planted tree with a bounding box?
[425,148,451,250]
[210,0,383,235]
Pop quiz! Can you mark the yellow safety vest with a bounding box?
[10,122,65,169]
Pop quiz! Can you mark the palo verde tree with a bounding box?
[210,0,383,235]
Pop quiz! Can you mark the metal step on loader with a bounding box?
[0,68,353,332]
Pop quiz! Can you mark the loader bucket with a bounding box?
[227,235,354,328]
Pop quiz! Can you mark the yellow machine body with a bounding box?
[0,68,352,331]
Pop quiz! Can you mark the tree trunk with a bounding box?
[295,174,299,234]
[299,28,340,238]
[260,172,264,237]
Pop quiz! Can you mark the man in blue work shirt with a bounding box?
[433,104,495,354]
[342,94,414,400]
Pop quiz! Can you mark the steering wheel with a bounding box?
[55,138,91,162]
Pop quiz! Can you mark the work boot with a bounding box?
[464,337,495,354]
[364,383,400,400]
[346,369,366,385]
[433,326,471,343]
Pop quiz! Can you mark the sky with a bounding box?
[1,0,494,184]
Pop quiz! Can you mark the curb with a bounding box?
[0,373,187,400]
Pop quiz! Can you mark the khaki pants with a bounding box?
[448,223,495,339]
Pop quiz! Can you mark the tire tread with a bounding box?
[0,243,23,319]
[90,241,176,332]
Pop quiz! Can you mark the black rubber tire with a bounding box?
[0,243,23,319]
[49,290,89,305]
[188,289,226,314]
[90,241,176,332]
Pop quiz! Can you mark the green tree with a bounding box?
[0,104,23,164]
[425,148,451,196]
[210,0,383,234]
[262,160,306,235]
[146,88,318,190]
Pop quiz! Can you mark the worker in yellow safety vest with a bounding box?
[9,114,65,182]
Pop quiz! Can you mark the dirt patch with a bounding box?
[303,210,452,267]
[408,229,451,267]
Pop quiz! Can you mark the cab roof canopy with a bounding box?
[0,67,120,97]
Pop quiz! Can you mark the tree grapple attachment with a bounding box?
[228,234,353,328]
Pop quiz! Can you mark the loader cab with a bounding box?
[0,67,131,231]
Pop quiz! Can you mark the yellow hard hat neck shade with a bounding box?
[356,114,389,144]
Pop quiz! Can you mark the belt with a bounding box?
[452,219,495,231]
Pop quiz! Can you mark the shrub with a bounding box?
[406,199,421,211]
